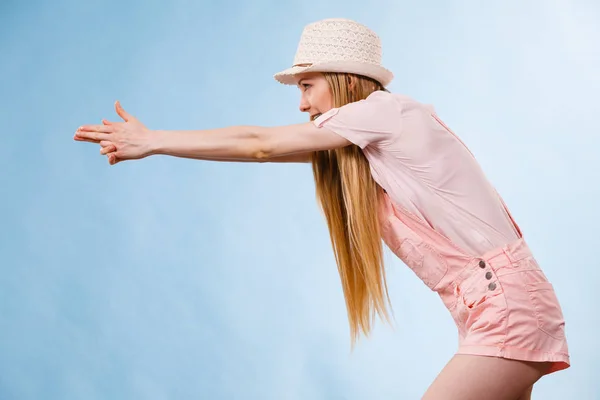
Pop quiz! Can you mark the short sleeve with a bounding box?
[312,91,400,149]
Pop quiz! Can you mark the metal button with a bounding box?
[488,282,497,291]
[485,271,493,280]
[479,260,486,268]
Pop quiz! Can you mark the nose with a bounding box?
[299,96,310,113]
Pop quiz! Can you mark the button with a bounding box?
[488,282,497,291]
[479,260,486,268]
[485,271,493,280]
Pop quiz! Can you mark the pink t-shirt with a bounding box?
[313,90,520,255]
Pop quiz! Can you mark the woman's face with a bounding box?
[295,72,333,121]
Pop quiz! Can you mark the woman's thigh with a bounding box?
[517,385,533,400]
[422,355,549,400]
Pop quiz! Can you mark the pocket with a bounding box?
[380,209,448,290]
[393,238,448,290]
[527,280,566,340]
[456,267,503,315]
[397,239,424,269]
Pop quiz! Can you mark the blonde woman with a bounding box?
[74,18,570,400]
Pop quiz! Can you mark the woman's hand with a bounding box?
[74,101,154,165]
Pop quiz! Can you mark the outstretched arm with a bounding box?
[150,123,347,161]
[165,152,312,164]
[74,101,349,165]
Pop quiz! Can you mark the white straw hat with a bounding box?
[274,18,394,87]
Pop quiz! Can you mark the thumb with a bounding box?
[115,100,133,122]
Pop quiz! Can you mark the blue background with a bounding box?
[1,0,598,398]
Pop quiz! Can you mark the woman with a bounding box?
[74,18,569,400]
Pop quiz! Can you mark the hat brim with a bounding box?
[273,60,394,87]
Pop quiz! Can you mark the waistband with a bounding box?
[481,237,533,267]
[435,237,531,292]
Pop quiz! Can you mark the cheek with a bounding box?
[317,90,333,109]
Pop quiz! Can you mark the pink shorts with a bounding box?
[438,239,570,374]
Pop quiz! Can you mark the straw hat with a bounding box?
[274,18,394,87]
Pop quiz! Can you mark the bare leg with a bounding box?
[516,385,533,400]
[422,355,549,400]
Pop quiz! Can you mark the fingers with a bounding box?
[101,143,121,165]
[108,153,121,165]
[74,129,112,142]
[74,124,114,141]
[98,139,120,164]
[74,135,100,143]
[74,101,132,165]
[115,100,133,122]
[74,121,115,143]
[78,124,115,133]
[100,144,117,155]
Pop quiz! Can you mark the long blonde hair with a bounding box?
[311,72,393,345]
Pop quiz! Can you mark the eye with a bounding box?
[302,83,312,90]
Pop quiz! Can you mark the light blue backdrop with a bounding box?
[1,0,598,398]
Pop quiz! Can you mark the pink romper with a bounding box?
[313,91,570,374]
